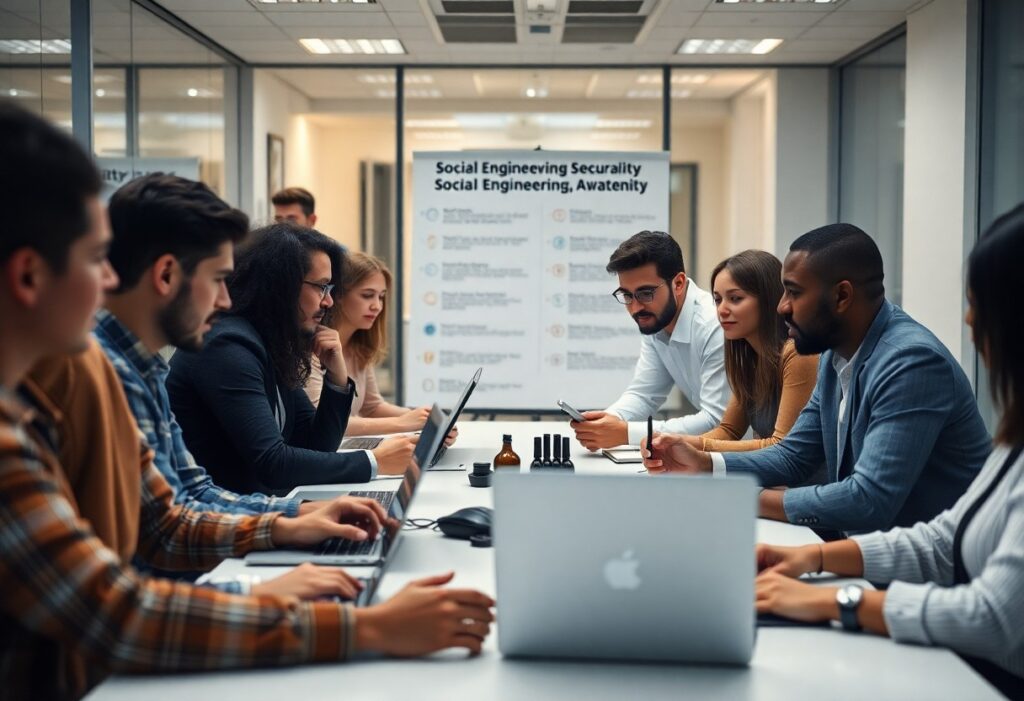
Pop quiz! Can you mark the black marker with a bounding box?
[647,415,653,459]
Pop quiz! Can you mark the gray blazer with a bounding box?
[724,300,991,534]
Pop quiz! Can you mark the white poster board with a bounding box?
[407,150,669,412]
[96,157,201,200]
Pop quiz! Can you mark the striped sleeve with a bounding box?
[0,440,354,673]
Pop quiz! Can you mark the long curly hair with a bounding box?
[228,223,344,389]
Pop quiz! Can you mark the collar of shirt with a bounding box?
[831,344,863,397]
[94,309,169,381]
[656,279,701,347]
[5,381,61,454]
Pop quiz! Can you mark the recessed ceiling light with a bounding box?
[299,38,405,55]
[677,38,782,55]
[186,88,200,97]
[375,87,442,98]
[0,39,71,54]
[591,132,640,141]
[95,88,106,97]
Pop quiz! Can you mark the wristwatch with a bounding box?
[836,584,864,631]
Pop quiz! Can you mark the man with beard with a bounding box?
[642,224,991,535]
[166,222,416,495]
[570,230,730,451]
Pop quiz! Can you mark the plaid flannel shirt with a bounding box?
[0,386,353,701]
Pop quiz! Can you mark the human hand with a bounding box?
[252,562,364,601]
[640,432,712,474]
[570,411,628,451]
[312,324,348,382]
[372,434,419,476]
[755,571,837,623]
[355,572,496,657]
[398,406,431,432]
[755,543,821,577]
[444,426,458,447]
[271,496,394,548]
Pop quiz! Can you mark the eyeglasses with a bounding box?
[613,282,666,305]
[303,280,335,301]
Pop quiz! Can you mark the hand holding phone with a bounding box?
[557,399,587,422]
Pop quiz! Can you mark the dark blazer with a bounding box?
[724,300,991,535]
[167,315,371,496]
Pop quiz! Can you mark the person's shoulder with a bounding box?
[28,338,112,403]
[781,340,820,371]
[875,306,958,365]
[175,316,267,367]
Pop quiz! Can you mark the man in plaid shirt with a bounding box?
[0,103,494,700]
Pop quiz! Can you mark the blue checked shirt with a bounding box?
[94,310,301,521]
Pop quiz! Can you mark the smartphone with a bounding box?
[557,399,588,422]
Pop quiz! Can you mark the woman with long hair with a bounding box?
[305,252,439,438]
[754,203,1024,699]
[684,249,819,452]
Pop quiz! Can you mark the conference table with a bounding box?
[89,420,1000,700]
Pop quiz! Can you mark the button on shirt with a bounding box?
[606,280,730,445]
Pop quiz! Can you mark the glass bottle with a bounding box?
[493,434,521,468]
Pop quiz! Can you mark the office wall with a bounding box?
[671,123,728,286]
[251,70,313,225]
[902,0,970,367]
[727,75,771,259]
[773,68,830,258]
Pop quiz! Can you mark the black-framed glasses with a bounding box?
[303,280,335,301]
[613,282,666,305]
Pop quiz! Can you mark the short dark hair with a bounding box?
[789,223,885,301]
[272,187,316,217]
[228,223,344,389]
[606,230,685,281]
[968,202,1024,445]
[0,101,101,270]
[107,174,249,291]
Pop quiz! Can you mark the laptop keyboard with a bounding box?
[341,437,383,450]
[348,490,396,510]
[318,536,381,557]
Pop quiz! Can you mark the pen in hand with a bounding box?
[638,415,654,473]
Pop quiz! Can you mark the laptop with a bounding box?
[245,403,446,567]
[493,472,759,665]
[338,367,482,463]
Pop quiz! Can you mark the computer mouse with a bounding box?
[437,506,493,540]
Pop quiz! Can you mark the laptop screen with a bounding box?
[391,403,445,524]
[430,367,482,465]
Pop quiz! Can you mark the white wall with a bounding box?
[251,71,312,225]
[773,68,831,258]
[902,0,970,366]
[727,74,772,257]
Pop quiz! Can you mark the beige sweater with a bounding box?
[305,351,384,416]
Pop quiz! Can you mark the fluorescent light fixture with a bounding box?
[539,114,598,129]
[0,39,71,54]
[255,0,376,4]
[186,88,199,97]
[453,114,509,129]
[358,74,433,84]
[677,38,782,55]
[637,73,710,85]
[406,118,460,128]
[299,38,405,55]
[627,88,692,99]
[376,87,441,98]
[595,118,651,128]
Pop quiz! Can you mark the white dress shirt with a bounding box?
[606,279,730,445]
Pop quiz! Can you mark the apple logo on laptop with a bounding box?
[603,549,641,590]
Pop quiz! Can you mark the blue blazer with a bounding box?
[724,300,991,534]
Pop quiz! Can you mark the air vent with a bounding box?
[561,15,644,43]
[529,24,552,33]
[567,1,643,13]
[441,0,514,13]
[437,15,517,42]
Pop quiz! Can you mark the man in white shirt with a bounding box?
[570,230,730,450]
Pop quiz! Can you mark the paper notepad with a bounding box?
[601,447,643,464]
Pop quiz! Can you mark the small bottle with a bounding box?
[530,436,543,467]
[494,434,521,468]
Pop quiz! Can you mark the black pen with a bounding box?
[647,415,653,458]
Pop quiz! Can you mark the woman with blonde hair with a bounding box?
[688,249,819,452]
[306,252,440,438]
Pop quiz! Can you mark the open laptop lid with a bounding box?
[429,367,482,467]
[389,402,445,526]
[493,472,758,664]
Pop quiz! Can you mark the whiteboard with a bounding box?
[406,150,669,412]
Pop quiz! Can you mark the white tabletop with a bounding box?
[89,421,999,700]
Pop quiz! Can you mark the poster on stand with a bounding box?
[407,149,669,413]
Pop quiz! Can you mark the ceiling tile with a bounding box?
[798,24,892,41]
[695,10,823,28]
[839,0,919,10]
[817,10,905,26]
[203,25,290,40]
[675,25,808,40]
[777,38,862,53]
[157,0,254,11]
[176,11,277,27]
[386,11,429,27]
[266,11,390,27]
[395,27,437,41]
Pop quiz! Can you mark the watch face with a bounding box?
[839,585,864,607]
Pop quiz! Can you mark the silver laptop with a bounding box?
[338,367,482,461]
[245,403,446,567]
[493,472,759,665]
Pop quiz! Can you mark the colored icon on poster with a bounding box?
[424,323,437,336]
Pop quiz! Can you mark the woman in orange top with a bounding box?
[692,250,819,452]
